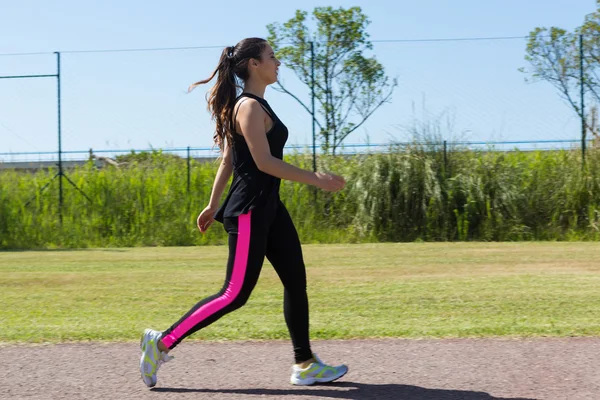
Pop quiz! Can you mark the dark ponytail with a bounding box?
[189,38,268,151]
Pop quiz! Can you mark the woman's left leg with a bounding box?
[265,202,312,364]
[265,201,349,385]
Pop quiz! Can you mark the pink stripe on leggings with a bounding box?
[161,211,252,348]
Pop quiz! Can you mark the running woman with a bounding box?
[139,37,348,388]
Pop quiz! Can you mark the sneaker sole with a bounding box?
[315,368,348,383]
[140,329,157,388]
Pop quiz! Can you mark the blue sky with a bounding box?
[1,0,597,159]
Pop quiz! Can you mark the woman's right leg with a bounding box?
[160,210,267,350]
[140,210,269,387]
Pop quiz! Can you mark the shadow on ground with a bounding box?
[152,381,537,400]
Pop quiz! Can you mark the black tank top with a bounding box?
[214,93,289,223]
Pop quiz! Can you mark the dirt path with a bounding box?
[2,338,600,400]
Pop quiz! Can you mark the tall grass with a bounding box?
[1,146,600,249]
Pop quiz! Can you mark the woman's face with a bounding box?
[253,44,281,85]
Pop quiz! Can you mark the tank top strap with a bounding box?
[231,96,249,133]
[237,93,276,119]
[230,93,278,135]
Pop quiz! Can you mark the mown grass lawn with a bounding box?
[2,242,600,343]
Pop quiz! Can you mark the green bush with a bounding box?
[1,146,599,249]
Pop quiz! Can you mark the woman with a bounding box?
[139,37,348,388]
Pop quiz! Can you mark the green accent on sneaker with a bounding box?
[144,354,156,368]
[315,366,336,378]
[300,364,321,379]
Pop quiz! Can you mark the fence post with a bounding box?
[580,34,586,170]
[443,140,448,177]
[187,146,191,195]
[310,41,318,202]
[56,52,64,225]
[310,41,316,174]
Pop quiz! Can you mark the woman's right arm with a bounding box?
[207,144,233,210]
[197,144,233,232]
[237,100,345,192]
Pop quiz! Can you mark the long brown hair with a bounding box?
[189,38,268,151]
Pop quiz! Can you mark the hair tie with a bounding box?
[226,46,235,60]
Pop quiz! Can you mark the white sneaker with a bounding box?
[139,328,174,387]
[290,353,348,386]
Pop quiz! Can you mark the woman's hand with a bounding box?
[314,172,346,192]
[197,205,218,233]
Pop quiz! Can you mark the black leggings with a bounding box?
[161,201,312,363]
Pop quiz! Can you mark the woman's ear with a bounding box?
[248,59,258,74]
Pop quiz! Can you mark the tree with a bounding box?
[267,7,397,154]
[522,1,600,143]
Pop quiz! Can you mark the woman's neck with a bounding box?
[242,79,267,98]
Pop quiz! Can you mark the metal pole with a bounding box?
[580,35,586,169]
[443,140,448,177]
[310,41,316,173]
[0,61,72,209]
[187,146,191,195]
[56,51,64,224]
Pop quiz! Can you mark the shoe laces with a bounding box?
[312,353,325,366]
[311,353,343,376]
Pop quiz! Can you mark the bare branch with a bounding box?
[337,93,358,128]
[273,82,324,131]
[334,84,395,148]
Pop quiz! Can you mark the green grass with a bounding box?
[2,242,600,343]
